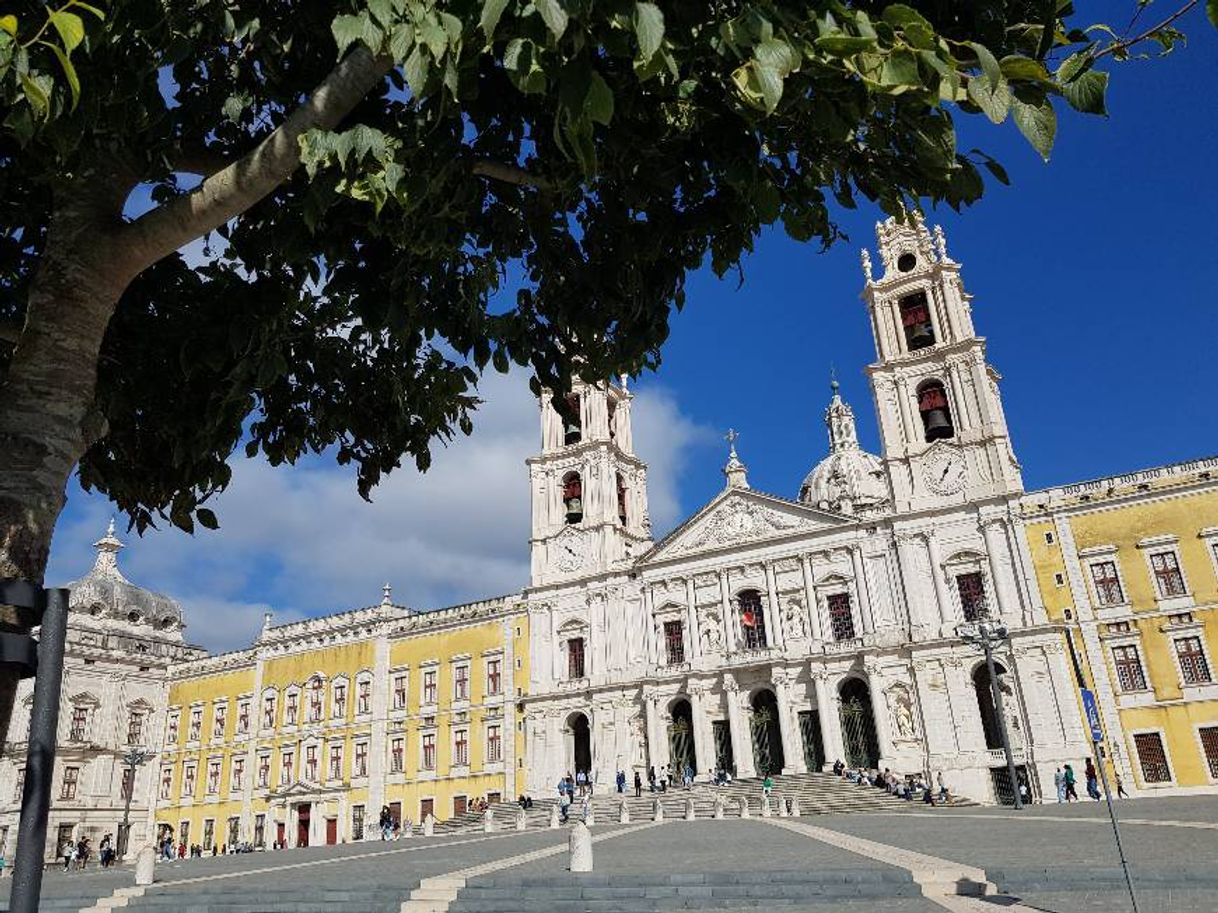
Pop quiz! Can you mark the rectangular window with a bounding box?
[253,814,266,848]
[230,757,244,792]
[827,593,856,642]
[227,816,240,847]
[1090,561,1124,606]
[167,712,180,744]
[351,805,365,842]
[486,659,502,695]
[60,766,79,800]
[332,684,346,718]
[127,711,144,746]
[422,670,437,705]
[280,751,294,785]
[738,591,768,649]
[286,693,298,726]
[305,746,318,781]
[454,665,470,701]
[309,681,324,722]
[202,819,214,852]
[1200,726,1218,779]
[13,767,24,802]
[1133,731,1172,783]
[358,680,371,714]
[568,637,586,680]
[454,729,468,767]
[422,733,436,770]
[957,572,988,622]
[354,742,368,778]
[1112,645,1147,691]
[1107,621,1132,634]
[664,620,685,665]
[1151,551,1186,597]
[206,761,221,795]
[183,764,197,796]
[1176,636,1212,685]
[212,705,226,739]
[120,766,134,801]
[179,820,190,847]
[263,695,276,729]
[237,701,250,734]
[257,755,270,788]
[329,744,342,780]
[69,706,89,741]
[392,675,407,709]
[1169,611,1195,626]
[487,725,502,763]
[189,708,202,741]
[391,738,404,773]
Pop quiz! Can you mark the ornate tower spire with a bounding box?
[381,582,393,607]
[90,517,127,580]
[723,429,750,490]
[825,376,861,454]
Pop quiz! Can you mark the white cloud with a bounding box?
[47,371,714,653]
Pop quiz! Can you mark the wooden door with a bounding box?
[325,817,337,845]
[420,798,434,822]
[453,795,467,816]
[486,792,501,806]
[276,822,285,847]
[389,801,401,827]
[296,803,311,847]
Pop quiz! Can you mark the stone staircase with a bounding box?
[437,772,970,833]
[79,882,408,913]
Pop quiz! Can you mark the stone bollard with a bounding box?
[134,845,156,886]
[549,805,561,829]
[713,795,725,820]
[790,797,802,818]
[652,797,664,822]
[738,797,750,818]
[402,821,413,838]
[619,800,630,824]
[584,801,595,827]
[761,795,772,818]
[423,814,435,837]
[777,795,789,817]
[516,808,528,831]
[569,821,593,872]
[483,809,496,833]
[684,797,696,821]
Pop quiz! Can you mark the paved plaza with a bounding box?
[2,798,1216,912]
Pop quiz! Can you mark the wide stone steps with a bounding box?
[106,884,408,913]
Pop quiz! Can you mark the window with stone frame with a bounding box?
[453,729,469,766]
[1175,636,1212,685]
[487,724,502,762]
[60,766,79,800]
[486,659,502,695]
[422,733,436,770]
[357,678,371,715]
[351,805,365,842]
[956,572,988,622]
[230,757,244,792]
[254,814,266,848]
[1151,551,1187,597]
[1090,561,1125,606]
[738,590,768,649]
[454,664,470,701]
[391,737,404,773]
[183,763,196,796]
[69,705,89,741]
[328,744,342,780]
[206,760,221,794]
[305,745,318,781]
[1133,731,1172,783]
[160,767,173,800]
[280,751,294,785]
[567,636,586,679]
[393,675,408,709]
[120,766,134,800]
[827,592,855,641]
[663,620,685,665]
[422,670,437,705]
[262,694,276,729]
[1111,645,1147,691]
[309,678,324,722]
[285,691,299,725]
[1200,726,1218,779]
[332,682,346,718]
[167,711,180,744]
[202,819,214,851]
[237,701,250,734]
[212,704,227,739]
[126,710,145,746]
[189,707,202,740]
[354,741,368,778]
[13,767,24,801]
[257,754,270,788]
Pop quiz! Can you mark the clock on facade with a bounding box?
[555,533,588,573]
[923,448,967,496]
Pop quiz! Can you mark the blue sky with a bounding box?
[46,15,1218,651]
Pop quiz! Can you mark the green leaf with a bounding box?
[968,41,1001,89]
[480,0,510,41]
[404,43,430,96]
[535,0,568,40]
[46,42,80,109]
[966,74,1009,123]
[981,157,1009,185]
[19,72,50,117]
[196,507,219,530]
[814,35,876,56]
[332,13,382,56]
[585,70,613,125]
[880,48,920,88]
[49,10,84,52]
[1062,68,1108,115]
[389,22,414,61]
[633,2,664,63]
[999,55,1050,83]
[1011,95,1056,161]
[418,16,447,59]
[754,181,780,223]
[72,3,105,21]
[368,0,393,28]
[882,4,934,35]
[1208,0,1218,29]
[0,15,16,37]
[754,38,798,76]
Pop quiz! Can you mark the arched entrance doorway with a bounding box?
[668,699,696,777]
[750,689,785,776]
[972,662,1007,750]
[565,712,592,778]
[838,679,880,769]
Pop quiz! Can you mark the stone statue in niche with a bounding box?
[701,614,723,652]
[886,683,917,741]
[628,715,646,768]
[996,671,1025,748]
[783,599,808,641]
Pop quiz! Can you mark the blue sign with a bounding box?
[1081,688,1104,742]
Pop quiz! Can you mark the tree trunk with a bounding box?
[0,189,128,753]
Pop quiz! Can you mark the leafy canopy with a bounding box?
[0,0,1206,533]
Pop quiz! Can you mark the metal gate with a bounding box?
[751,708,783,776]
[668,717,696,775]
[712,720,735,774]
[798,710,825,772]
[839,694,879,769]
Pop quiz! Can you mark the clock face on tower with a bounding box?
[555,532,589,573]
[923,448,967,496]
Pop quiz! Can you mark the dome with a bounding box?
[65,520,186,634]
[797,381,891,516]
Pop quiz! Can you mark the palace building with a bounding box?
[5,216,1217,861]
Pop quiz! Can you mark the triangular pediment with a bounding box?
[640,489,850,564]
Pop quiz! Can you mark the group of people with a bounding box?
[555,772,595,822]
[831,759,950,805]
[1054,759,1129,802]
[376,805,413,839]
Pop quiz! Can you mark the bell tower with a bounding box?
[527,378,652,587]
[862,216,1022,513]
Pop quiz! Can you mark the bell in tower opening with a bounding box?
[900,291,935,351]
[562,471,584,524]
[917,380,955,442]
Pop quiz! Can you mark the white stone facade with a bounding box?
[0,523,207,860]
[522,218,1090,804]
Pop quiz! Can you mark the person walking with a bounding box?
[634,770,642,798]
[1084,758,1101,800]
[1063,763,1078,801]
[1053,767,1066,803]
[576,769,588,798]
[1116,773,1129,798]
[61,839,74,871]
[648,765,656,792]
[762,773,774,800]
[616,769,626,794]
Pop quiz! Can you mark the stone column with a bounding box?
[717,570,734,652]
[688,686,713,777]
[771,670,804,774]
[865,665,894,764]
[924,533,954,629]
[764,562,785,652]
[947,362,970,431]
[981,519,1014,619]
[644,691,661,770]
[367,631,390,819]
[813,672,845,768]
[684,577,701,661]
[643,585,658,668]
[849,546,875,635]
[799,555,823,642]
[723,676,755,778]
[895,377,917,446]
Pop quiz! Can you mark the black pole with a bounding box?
[118,760,135,860]
[10,588,69,913]
[984,635,1023,810]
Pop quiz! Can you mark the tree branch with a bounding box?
[1093,0,1198,61]
[119,46,394,278]
[471,159,553,190]
[170,144,235,177]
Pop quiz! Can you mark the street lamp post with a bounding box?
[117,748,153,861]
[958,620,1023,810]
